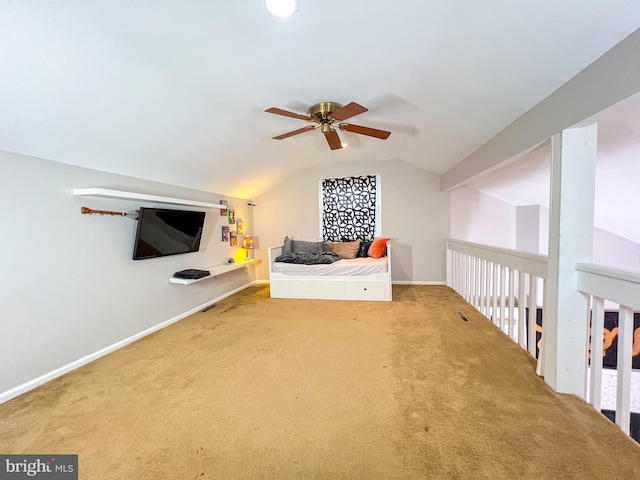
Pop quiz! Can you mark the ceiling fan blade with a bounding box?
[265,107,314,121]
[339,123,391,140]
[272,125,316,140]
[330,102,368,121]
[324,129,343,150]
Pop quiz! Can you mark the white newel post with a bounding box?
[542,124,597,396]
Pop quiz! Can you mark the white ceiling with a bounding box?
[1,1,640,199]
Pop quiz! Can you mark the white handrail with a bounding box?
[447,239,548,279]
[576,263,640,310]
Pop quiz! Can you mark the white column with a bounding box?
[543,124,597,396]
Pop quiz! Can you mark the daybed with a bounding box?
[267,238,392,301]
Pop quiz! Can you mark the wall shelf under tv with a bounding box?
[73,188,227,209]
[169,260,257,285]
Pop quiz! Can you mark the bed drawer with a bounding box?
[270,278,309,298]
[345,279,387,300]
[308,278,345,299]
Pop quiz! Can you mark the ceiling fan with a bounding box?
[265,101,391,150]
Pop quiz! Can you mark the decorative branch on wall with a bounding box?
[80,207,139,219]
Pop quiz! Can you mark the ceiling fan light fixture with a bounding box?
[265,100,391,150]
[265,0,299,19]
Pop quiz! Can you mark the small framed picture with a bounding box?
[219,200,228,216]
[222,226,230,242]
[228,209,236,224]
[237,219,244,235]
[230,231,238,246]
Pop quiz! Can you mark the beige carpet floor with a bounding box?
[2,285,640,479]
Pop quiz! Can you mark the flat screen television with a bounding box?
[133,207,206,260]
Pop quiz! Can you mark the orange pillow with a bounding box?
[367,237,391,258]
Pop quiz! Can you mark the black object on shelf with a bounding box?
[173,269,211,280]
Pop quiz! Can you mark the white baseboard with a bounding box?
[0,283,253,405]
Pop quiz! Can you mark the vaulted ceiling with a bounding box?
[2,1,640,199]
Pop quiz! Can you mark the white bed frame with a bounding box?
[267,241,392,301]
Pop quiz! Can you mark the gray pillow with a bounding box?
[292,239,329,255]
[357,241,373,258]
[282,236,293,255]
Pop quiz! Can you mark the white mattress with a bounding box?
[272,257,388,276]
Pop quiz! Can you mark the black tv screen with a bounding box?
[133,207,206,260]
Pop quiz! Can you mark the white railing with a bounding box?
[446,239,548,360]
[576,263,640,436]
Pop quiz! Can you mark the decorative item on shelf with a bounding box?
[242,235,254,261]
[237,219,244,234]
[230,231,238,246]
[219,200,228,215]
[228,209,236,224]
[169,260,254,285]
[173,269,210,280]
[222,226,230,242]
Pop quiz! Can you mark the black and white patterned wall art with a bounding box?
[321,175,377,242]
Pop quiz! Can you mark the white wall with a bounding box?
[593,227,640,271]
[516,205,540,253]
[524,205,640,271]
[516,204,549,254]
[449,187,516,249]
[452,190,640,273]
[0,151,253,400]
[253,160,450,284]
[538,205,549,255]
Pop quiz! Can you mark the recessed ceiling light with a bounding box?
[341,142,347,148]
[265,0,299,19]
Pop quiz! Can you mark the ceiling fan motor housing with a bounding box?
[309,102,342,120]
[309,102,342,134]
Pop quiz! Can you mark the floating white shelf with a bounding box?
[169,260,256,285]
[73,188,227,209]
